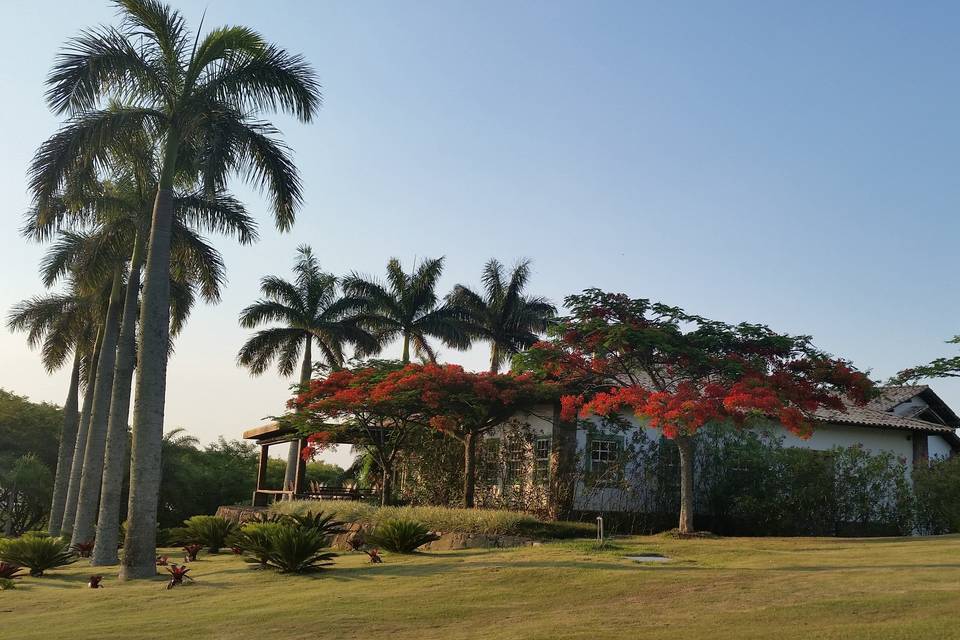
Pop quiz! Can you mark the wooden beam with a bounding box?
[253,443,269,506]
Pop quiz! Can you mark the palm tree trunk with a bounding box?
[71,270,124,546]
[92,231,146,565]
[463,431,477,508]
[489,343,501,374]
[401,332,410,363]
[284,339,312,491]
[676,435,695,534]
[48,351,82,535]
[121,138,179,580]
[60,324,104,536]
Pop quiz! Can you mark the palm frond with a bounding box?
[46,25,162,115]
[28,107,165,213]
[237,327,304,376]
[193,41,320,123]
[175,191,258,244]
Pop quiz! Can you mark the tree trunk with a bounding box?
[60,325,104,536]
[401,332,410,363]
[489,343,501,374]
[676,436,695,534]
[121,155,177,579]
[48,351,82,536]
[548,400,577,520]
[71,270,124,547]
[380,457,393,507]
[463,431,477,508]
[284,339,312,491]
[92,231,146,565]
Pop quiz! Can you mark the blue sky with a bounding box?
[1,1,959,465]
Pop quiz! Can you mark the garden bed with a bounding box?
[266,501,595,541]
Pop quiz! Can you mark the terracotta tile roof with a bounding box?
[866,385,929,412]
[813,404,956,434]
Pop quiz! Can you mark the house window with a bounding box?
[588,436,622,486]
[480,438,501,484]
[534,437,551,484]
[504,436,525,484]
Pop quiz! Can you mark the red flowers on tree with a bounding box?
[288,361,558,508]
[287,362,427,506]
[517,289,875,534]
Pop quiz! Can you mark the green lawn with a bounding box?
[4,535,960,639]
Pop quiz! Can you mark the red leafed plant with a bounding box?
[0,563,25,580]
[231,546,243,555]
[72,541,94,558]
[88,575,104,589]
[155,555,169,566]
[182,544,202,562]
[166,564,193,589]
[365,548,383,564]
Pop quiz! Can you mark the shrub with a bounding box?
[366,519,438,553]
[287,511,345,538]
[263,525,336,573]
[166,564,192,589]
[231,522,284,569]
[159,527,189,547]
[271,501,582,538]
[0,562,25,579]
[0,578,15,590]
[0,536,76,577]
[183,516,235,553]
[914,455,960,534]
[182,544,202,562]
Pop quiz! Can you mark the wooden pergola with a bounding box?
[242,422,377,505]
[242,422,308,506]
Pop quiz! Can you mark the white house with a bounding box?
[485,385,960,514]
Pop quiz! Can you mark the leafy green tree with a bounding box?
[449,259,556,373]
[341,257,468,363]
[33,0,320,578]
[1,455,54,537]
[238,246,377,489]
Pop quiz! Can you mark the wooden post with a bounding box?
[293,437,308,495]
[253,443,269,506]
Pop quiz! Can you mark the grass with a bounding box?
[270,500,595,538]
[3,535,960,639]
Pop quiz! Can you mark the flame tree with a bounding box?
[516,289,874,534]
[290,362,557,508]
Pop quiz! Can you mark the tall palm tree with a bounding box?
[29,183,254,560]
[6,286,97,536]
[238,245,378,490]
[341,257,469,363]
[32,0,320,579]
[449,259,557,373]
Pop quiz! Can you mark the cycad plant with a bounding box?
[366,519,438,554]
[230,522,283,569]
[341,257,468,362]
[449,259,556,373]
[238,246,377,489]
[182,515,236,553]
[263,525,337,574]
[0,535,76,577]
[33,0,320,579]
